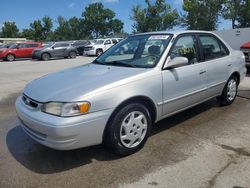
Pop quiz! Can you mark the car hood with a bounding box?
[24,63,149,102]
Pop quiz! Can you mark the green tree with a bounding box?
[238,0,250,27]
[42,16,53,40]
[1,21,19,38]
[222,0,244,29]
[30,20,43,41]
[182,0,223,30]
[131,0,179,33]
[20,28,34,39]
[27,16,53,41]
[53,16,71,41]
[82,2,124,38]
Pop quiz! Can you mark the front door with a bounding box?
[162,34,208,116]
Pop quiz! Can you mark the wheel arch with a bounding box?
[41,52,51,57]
[5,53,16,58]
[230,71,240,84]
[102,95,157,140]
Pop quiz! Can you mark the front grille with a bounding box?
[84,47,93,51]
[22,95,39,108]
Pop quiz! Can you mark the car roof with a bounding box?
[133,30,216,36]
[16,41,41,44]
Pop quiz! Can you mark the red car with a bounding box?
[240,41,250,67]
[0,42,42,61]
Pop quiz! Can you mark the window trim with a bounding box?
[197,33,230,62]
[162,33,201,70]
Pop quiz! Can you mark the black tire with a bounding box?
[69,51,77,59]
[41,53,50,61]
[96,49,103,56]
[218,75,238,106]
[5,54,15,61]
[104,103,152,156]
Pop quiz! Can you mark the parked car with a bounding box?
[16,31,246,156]
[0,43,12,49]
[0,42,42,61]
[240,41,250,67]
[84,38,123,56]
[71,40,91,55]
[32,42,77,61]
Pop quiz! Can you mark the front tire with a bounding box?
[6,54,15,61]
[218,75,238,106]
[41,53,50,61]
[104,103,151,156]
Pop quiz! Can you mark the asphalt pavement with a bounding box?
[0,57,249,188]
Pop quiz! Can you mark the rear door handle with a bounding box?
[199,70,206,74]
[228,64,232,67]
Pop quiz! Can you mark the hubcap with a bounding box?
[7,55,14,61]
[227,79,237,101]
[120,111,148,148]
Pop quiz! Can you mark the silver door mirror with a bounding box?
[164,57,189,69]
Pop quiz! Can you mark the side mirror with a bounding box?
[16,46,20,49]
[52,46,55,49]
[164,57,189,69]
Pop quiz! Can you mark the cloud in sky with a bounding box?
[68,2,75,8]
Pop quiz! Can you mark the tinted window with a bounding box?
[170,35,199,65]
[72,41,87,46]
[105,40,111,45]
[18,43,29,48]
[54,43,69,48]
[27,43,38,48]
[112,39,118,44]
[199,35,229,61]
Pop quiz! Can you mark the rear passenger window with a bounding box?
[112,39,118,44]
[170,35,199,65]
[27,44,38,48]
[54,43,69,48]
[199,35,229,61]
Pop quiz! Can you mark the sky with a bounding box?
[0,0,231,33]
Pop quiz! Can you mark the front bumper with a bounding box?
[32,52,41,59]
[84,49,96,56]
[15,96,113,150]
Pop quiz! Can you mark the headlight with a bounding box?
[42,102,90,117]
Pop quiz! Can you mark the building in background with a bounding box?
[214,27,250,50]
[0,38,27,44]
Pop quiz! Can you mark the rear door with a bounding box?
[15,43,29,58]
[25,43,39,57]
[53,43,69,57]
[162,34,208,116]
[198,34,231,96]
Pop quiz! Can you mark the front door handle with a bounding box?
[199,70,206,74]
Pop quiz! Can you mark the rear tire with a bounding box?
[6,54,15,61]
[104,103,151,156]
[218,75,238,106]
[41,53,50,61]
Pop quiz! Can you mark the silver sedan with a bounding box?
[16,31,247,155]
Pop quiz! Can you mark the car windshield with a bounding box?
[93,34,172,68]
[94,40,104,45]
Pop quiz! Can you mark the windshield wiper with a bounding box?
[92,60,106,65]
[105,61,136,67]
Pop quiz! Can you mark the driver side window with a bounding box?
[170,35,199,65]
